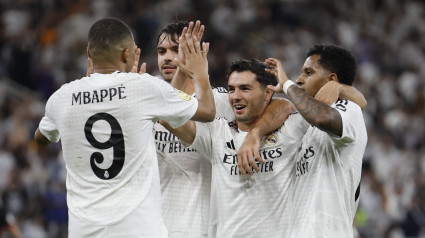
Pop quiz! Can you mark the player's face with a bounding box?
[228,71,269,124]
[157,33,179,82]
[296,54,332,97]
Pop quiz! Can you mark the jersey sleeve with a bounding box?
[329,100,364,145]
[191,120,219,161]
[38,92,60,143]
[281,112,310,140]
[149,76,199,128]
[212,87,234,120]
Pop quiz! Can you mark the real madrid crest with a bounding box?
[264,134,278,146]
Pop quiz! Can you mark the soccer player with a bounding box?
[267,44,368,238]
[34,18,216,238]
[154,21,294,238]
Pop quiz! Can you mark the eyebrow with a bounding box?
[228,83,252,88]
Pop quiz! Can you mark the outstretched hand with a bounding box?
[175,21,210,79]
[177,20,205,66]
[264,58,290,93]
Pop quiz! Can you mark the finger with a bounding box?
[197,25,205,41]
[179,35,191,58]
[186,21,194,36]
[237,155,247,176]
[254,150,263,164]
[193,35,201,54]
[185,34,196,55]
[202,42,210,57]
[264,59,277,68]
[243,155,254,175]
[265,68,278,78]
[139,62,147,74]
[131,48,141,73]
[181,26,188,38]
[267,84,283,93]
[248,153,260,173]
[192,20,201,37]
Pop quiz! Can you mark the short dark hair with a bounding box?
[88,18,133,54]
[226,59,277,88]
[307,44,357,85]
[156,21,189,45]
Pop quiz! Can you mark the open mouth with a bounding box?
[234,104,246,112]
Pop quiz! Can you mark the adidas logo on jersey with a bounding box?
[226,139,236,150]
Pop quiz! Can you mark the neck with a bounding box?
[235,120,257,132]
[93,62,126,74]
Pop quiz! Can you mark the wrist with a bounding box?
[282,80,295,94]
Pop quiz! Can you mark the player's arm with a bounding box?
[266,58,343,137]
[315,81,367,109]
[176,21,215,122]
[160,120,197,145]
[237,98,295,175]
[34,128,51,147]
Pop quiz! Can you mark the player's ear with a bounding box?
[329,73,339,83]
[264,87,274,101]
[87,47,91,58]
[122,48,130,63]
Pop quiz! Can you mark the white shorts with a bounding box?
[68,184,168,238]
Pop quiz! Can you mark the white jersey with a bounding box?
[38,71,198,228]
[288,100,367,238]
[155,87,233,238]
[192,113,308,238]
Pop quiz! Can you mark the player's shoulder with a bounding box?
[333,99,362,114]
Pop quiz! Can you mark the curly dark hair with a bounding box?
[226,59,277,88]
[307,44,357,86]
[156,21,189,45]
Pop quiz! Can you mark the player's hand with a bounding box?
[315,81,342,106]
[175,23,210,80]
[87,57,94,76]
[132,46,146,74]
[264,58,290,93]
[237,130,264,176]
[177,20,205,66]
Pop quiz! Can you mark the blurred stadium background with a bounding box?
[0,0,424,237]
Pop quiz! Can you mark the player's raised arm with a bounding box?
[175,21,215,122]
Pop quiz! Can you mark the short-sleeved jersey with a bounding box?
[38,71,199,226]
[192,113,308,238]
[154,87,233,238]
[288,100,367,238]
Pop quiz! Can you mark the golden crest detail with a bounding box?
[178,90,192,101]
[265,134,278,146]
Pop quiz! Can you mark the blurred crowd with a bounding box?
[0,0,424,237]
